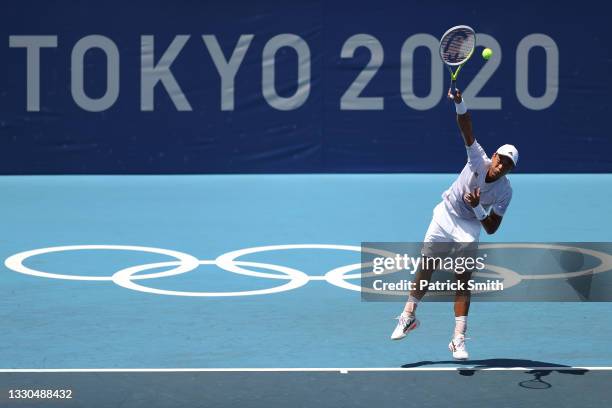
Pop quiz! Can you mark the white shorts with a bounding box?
[424,201,481,243]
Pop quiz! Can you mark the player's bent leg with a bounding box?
[391,264,435,340]
[450,270,472,359]
[403,265,434,313]
[391,206,451,341]
[454,270,472,318]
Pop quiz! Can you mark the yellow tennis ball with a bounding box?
[482,48,493,60]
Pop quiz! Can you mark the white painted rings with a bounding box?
[4,243,611,297]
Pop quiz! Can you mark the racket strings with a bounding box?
[440,28,475,65]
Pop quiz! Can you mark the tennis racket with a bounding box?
[439,25,476,92]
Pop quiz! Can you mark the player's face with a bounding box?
[488,153,515,180]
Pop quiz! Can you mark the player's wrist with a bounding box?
[455,99,467,115]
[472,203,487,220]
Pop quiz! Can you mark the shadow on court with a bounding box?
[402,358,589,389]
[2,366,608,408]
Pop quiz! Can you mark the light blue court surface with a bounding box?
[1,174,611,369]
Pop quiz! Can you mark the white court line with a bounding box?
[0,367,610,373]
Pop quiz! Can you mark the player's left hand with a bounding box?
[463,187,480,207]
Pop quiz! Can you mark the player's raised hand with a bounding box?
[448,88,463,104]
[463,187,480,208]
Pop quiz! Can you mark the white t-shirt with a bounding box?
[441,140,513,220]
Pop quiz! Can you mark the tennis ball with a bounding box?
[482,48,493,60]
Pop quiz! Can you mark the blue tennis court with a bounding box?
[2,174,611,369]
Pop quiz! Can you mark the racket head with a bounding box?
[439,25,476,67]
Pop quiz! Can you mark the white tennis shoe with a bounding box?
[390,312,420,340]
[449,335,469,360]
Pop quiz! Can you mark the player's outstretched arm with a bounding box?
[448,89,475,147]
[463,188,503,234]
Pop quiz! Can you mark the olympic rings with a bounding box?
[4,245,200,281]
[4,243,612,297]
[215,244,398,280]
[112,260,310,297]
[479,243,612,279]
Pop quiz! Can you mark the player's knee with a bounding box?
[455,289,471,299]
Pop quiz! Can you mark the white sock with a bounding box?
[454,316,467,337]
[403,295,420,316]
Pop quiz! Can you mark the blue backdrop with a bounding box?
[1,0,610,174]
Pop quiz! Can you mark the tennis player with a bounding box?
[390,89,518,360]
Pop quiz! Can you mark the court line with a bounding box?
[0,367,610,373]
